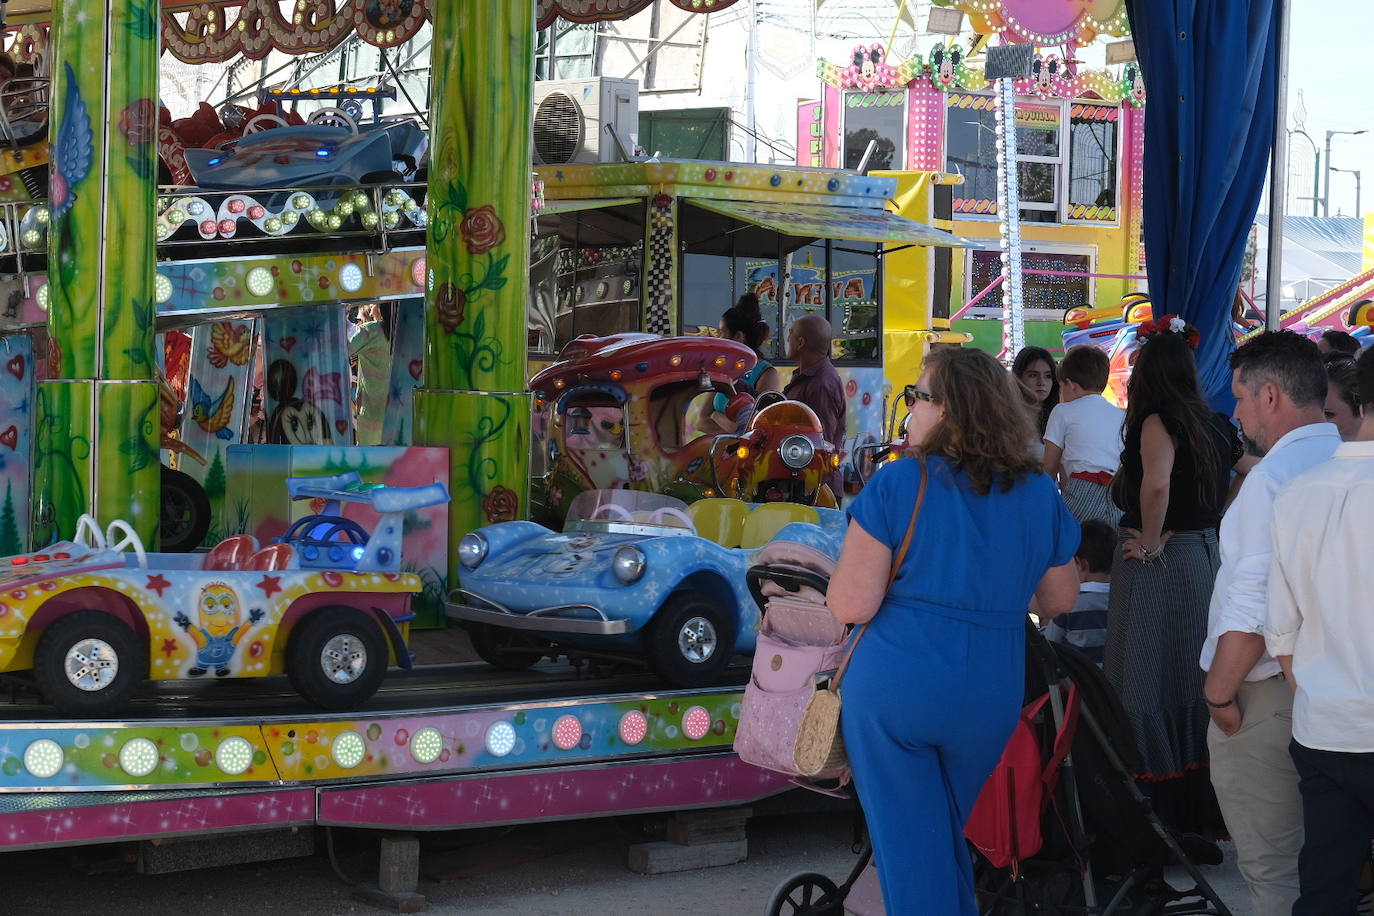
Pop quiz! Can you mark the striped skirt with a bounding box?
[1061,476,1123,527]
[1103,528,1218,780]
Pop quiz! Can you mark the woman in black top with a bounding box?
[1105,328,1247,838]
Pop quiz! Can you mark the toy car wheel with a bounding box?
[466,624,547,671]
[766,871,842,916]
[34,610,147,718]
[161,465,211,553]
[286,608,388,711]
[649,590,735,688]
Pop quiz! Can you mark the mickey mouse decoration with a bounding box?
[1030,55,1060,98]
[839,42,907,91]
[929,43,964,90]
[1123,64,1146,107]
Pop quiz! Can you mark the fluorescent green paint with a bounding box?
[419,2,533,553]
[40,0,159,543]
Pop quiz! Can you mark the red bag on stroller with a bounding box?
[965,683,1081,871]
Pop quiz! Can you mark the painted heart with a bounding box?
[408,360,423,381]
[336,419,348,435]
[0,426,16,450]
[279,336,296,352]
[5,354,23,380]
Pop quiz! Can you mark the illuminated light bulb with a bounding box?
[332,731,366,769]
[118,738,159,777]
[215,736,254,775]
[484,721,516,757]
[409,728,443,765]
[23,739,63,779]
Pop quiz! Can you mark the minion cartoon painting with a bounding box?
[173,583,265,677]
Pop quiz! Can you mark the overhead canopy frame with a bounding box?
[682,198,973,257]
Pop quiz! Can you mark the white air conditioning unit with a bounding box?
[533,77,639,166]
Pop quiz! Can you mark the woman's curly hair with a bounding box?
[915,347,1041,495]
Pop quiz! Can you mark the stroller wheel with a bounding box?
[766,871,842,916]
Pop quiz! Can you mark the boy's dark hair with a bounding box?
[1320,328,1361,356]
[1229,329,1327,410]
[1324,352,1360,416]
[1075,519,1115,575]
[1058,345,1111,393]
[1359,346,1374,412]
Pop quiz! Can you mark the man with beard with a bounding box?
[1200,330,1341,916]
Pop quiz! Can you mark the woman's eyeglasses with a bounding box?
[903,384,936,407]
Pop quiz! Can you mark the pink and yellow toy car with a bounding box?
[0,474,448,717]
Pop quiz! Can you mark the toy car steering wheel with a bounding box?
[73,514,107,550]
[243,113,289,135]
[307,108,360,134]
[105,519,147,568]
[590,503,634,522]
[649,507,694,530]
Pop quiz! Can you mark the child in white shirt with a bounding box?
[1043,346,1125,525]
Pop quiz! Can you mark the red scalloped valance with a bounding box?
[7,0,737,65]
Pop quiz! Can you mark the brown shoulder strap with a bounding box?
[829,456,929,693]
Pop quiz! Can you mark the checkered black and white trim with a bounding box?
[645,195,676,335]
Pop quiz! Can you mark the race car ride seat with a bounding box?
[202,534,260,571]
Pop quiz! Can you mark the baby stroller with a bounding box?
[972,624,1234,915]
[743,541,884,916]
[747,542,1233,916]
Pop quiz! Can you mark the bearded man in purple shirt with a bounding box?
[783,315,847,500]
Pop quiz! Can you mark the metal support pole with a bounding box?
[36,0,160,545]
[745,0,758,162]
[993,78,1025,360]
[414,1,533,575]
[1265,0,1291,331]
[1323,131,1332,218]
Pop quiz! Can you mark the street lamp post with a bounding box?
[1331,167,1362,218]
[1323,129,1367,216]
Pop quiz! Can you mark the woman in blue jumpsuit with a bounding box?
[830,347,1080,914]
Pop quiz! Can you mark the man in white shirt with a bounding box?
[1265,346,1374,915]
[1200,330,1342,916]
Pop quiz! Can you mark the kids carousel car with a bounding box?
[0,473,448,717]
[447,488,844,687]
[530,333,839,526]
[710,399,841,505]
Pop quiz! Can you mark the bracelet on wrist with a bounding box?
[1205,697,1235,710]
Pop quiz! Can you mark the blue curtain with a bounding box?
[1126,0,1280,409]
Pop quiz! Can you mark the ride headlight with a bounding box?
[611,546,646,584]
[779,435,816,470]
[458,532,489,569]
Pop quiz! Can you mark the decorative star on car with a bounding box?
[145,573,171,597]
[160,638,178,658]
[257,575,282,598]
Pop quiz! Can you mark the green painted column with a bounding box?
[415,1,533,574]
[34,0,160,546]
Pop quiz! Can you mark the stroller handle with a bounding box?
[745,563,831,613]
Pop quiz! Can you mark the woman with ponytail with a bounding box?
[703,293,781,433]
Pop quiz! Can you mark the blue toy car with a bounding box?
[447,490,844,687]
